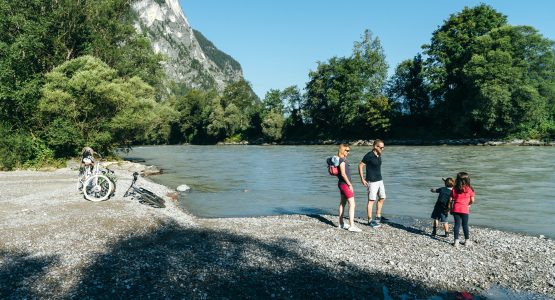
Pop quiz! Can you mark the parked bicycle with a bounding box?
[78,150,116,202]
[124,172,165,208]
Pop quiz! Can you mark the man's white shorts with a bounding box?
[367,180,386,201]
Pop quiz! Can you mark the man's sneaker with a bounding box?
[348,226,362,232]
[463,240,472,247]
[368,220,381,228]
[340,223,350,230]
[453,239,460,247]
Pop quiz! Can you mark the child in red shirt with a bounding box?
[449,172,475,247]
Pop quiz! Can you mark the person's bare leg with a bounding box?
[347,197,356,227]
[443,222,449,235]
[376,198,385,218]
[339,196,347,227]
[367,200,375,222]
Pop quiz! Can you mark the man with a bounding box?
[358,139,387,228]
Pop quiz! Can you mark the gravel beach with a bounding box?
[1,164,554,299]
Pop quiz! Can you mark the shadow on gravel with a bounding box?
[0,250,59,299]
[305,214,336,227]
[59,220,446,299]
[385,221,428,236]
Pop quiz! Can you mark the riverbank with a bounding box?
[1,166,554,299]
[218,138,555,146]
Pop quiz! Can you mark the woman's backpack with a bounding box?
[326,156,340,176]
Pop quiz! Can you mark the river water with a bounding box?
[124,145,554,238]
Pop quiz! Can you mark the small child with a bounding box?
[430,177,454,237]
[449,172,475,247]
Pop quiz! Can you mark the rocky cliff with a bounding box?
[132,0,243,92]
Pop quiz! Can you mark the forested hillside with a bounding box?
[1,2,554,170]
[0,0,170,169]
[0,0,257,169]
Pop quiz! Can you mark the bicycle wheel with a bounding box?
[138,193,165,208]
[83,174,114,202]
[137,187,158,198]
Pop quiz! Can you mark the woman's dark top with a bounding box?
[337,157,351,184]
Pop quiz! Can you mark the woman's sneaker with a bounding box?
[348,226,362,232]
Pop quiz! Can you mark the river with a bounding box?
[123,145,555,239]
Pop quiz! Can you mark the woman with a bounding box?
[337,144,362,232]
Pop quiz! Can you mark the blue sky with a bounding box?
[180,0,555,98]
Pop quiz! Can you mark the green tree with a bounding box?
[0,0,165,165]
[352,29,389,99]
[173,89,219,143]
[363,95,393,135]
[38,55,173,156]
[206,98,227,140]
[261,111,284,142]
[0,0,164,130]
[220,79,259,140]
[464,25,555,137]
[304,30,389,138]
[0,123,54,170]
[386,54,433,137]
[387,54,430,117]
[280,86,305,139]
[259,89,287,142]
[263,89,285,114]
[423,4,508,135]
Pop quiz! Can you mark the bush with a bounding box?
[39,55,177,154]
[0,124,60,170]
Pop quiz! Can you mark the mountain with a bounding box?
[131,0,244,92]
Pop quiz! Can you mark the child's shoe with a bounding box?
[444,232,449,238]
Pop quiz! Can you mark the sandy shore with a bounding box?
[1,164,554,299]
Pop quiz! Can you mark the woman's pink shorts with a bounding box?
[338,183,354,198]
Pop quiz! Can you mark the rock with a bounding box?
[523,139,543,146]
[176,184,191,192]
[142,166,162,176]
